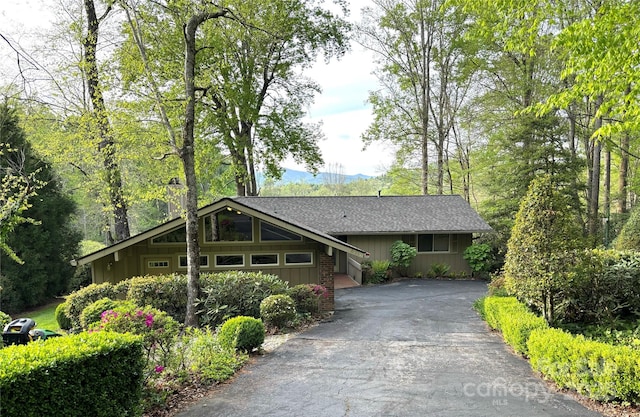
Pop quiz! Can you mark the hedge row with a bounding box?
[528,328,640,403]
[61,271,312,331]
[0,331,144,417]
[482,296,548,355]
[479,296,640,403]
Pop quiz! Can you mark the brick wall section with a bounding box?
[318,252,335,311]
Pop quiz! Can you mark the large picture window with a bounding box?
[417,234,450,253]
[204,210,253,242]
[260,221,302,241]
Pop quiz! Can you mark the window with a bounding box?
[148,260,169,268]
[152,227,186,243]
[178,255,209,268]
[251,254,279,266]
[204,210,253,242]
[417,234,450,253]
[260,221,302,241]
[215,254,245,267]
[285,252,313,265]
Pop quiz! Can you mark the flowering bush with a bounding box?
[92,304,180,374]
[287,284,327,315]
[80,298,132,330]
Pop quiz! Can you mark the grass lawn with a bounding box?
[12,300,64,332]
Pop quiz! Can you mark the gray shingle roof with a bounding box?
[234,195,492,235]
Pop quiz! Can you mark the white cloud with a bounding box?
[287,45,393,177]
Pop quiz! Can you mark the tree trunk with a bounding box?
[618,131,629,214]
[182,9,229,327]
[419,7,431,196]
[588,139,602,237]
[83,0,130,243]
[604,150,611,245]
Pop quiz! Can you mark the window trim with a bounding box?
[284,252,314,266]
[204,211,254,243]
[147,260,170,268]
[250,253,280,267]
[416,233,451,253]
[214,254,245,268]
[259,220,303,242]
[178,255,210,269]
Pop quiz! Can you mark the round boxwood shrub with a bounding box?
[217,316,265,352]
[55,302,72,331]
[65,282,117,329]
[260,294,296,328]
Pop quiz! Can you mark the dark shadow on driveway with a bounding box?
[175,280,601,417]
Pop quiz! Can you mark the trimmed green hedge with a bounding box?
[528,328,640,403]
[218,316,265,352]
[64,282,117,329]
[483,296,548,355]
[0,331,144,417]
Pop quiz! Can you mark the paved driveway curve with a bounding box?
[176,280,600,417]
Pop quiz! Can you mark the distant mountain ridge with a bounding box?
[259,168,372,185]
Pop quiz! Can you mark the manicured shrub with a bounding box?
[198,271,288,328]
[80,298,130,330]
[65,282,117,329]
[287,284,326,315]
[390,240,417,277]
[260,294,297,328]
[217,316,265,352]
[528,328,640,402]
[472,297,486,320]
[126,274,188,322]
[54,301,72,331]
[483,296,548,355]
[0,331,144,417]
[503,175,585,325]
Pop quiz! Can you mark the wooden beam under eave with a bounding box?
[114,251,120,262]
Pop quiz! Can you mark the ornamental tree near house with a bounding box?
[503,174,584,325]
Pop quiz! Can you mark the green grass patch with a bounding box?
[13,300,63,332]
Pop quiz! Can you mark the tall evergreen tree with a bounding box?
[0,104,81,313]
[503,174,584,324]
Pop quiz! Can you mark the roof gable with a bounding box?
[76,198,368,265]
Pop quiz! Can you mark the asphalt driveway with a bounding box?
[176,280,600,417]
